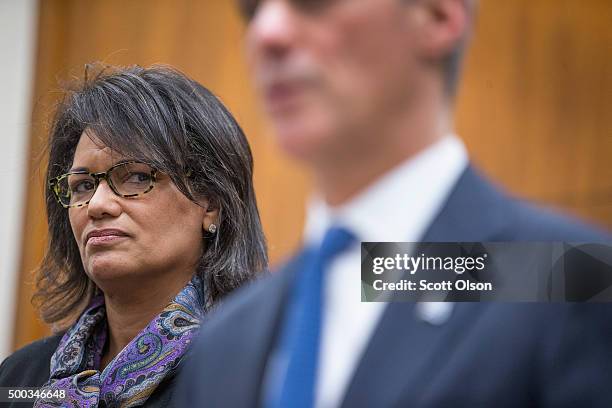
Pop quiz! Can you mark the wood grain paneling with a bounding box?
[13,0,611,349]
[455,0,612,226]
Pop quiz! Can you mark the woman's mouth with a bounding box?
[85,229,129,247]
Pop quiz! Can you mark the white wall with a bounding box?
[0,0,38,360]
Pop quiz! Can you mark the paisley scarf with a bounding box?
[34,275,206,407]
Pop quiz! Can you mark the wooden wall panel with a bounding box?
[456,0,612,226]
[13,0,611,349]
[13,0,71,351]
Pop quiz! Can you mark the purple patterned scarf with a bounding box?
[34,275,206,407]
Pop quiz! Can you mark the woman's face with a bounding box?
[68,132,208,293]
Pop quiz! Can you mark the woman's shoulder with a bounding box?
[0,333,64,387]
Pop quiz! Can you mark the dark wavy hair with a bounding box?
[35,64,268,326]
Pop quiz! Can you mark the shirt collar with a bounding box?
[304,134,468,245]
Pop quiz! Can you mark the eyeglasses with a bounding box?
[49,161,158,208]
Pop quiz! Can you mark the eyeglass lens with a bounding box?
[55,162,154,206]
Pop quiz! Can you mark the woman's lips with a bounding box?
[85,229,129,247]
[87,235,128,246]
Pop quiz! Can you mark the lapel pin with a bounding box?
[415,302,454,325]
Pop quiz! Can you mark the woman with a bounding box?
[0,64,267,407]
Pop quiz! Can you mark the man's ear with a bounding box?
[410,0,471,62]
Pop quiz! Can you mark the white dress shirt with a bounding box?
[303,134,468,408]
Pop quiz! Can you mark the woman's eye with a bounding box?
[125,172,151,184]
[71,180,95,193]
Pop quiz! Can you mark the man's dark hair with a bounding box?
[36,64,268,326]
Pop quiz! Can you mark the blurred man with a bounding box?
[180,0,612,407]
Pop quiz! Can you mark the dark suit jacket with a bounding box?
[0,333,178,407]
[181,166,612,407]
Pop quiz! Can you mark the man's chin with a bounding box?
[271,116,333,162]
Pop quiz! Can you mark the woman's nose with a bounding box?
[86,179,122,219]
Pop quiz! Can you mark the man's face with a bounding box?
[242,0,424,164]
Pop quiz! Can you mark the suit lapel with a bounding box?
[340,166,512,408]
[339,301,488,407]
[227,251,309,407]
[419,166,512,242]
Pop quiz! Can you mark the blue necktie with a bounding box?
[272,226,356,408]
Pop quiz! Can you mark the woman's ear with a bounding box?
[201,199,220,234]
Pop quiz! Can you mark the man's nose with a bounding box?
[245,0,297,60]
